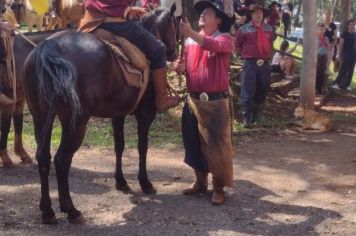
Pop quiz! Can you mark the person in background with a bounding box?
[235,4,275,128]
[331,19,356,92]
[322,9,337,75]
[281,0,293,37]
[175,0,234,205]
[316,23,329,95]
[271,40,299,79]
[233,0,256,24]
[266,1,280,30]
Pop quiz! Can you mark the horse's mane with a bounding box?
[141,7,171,32]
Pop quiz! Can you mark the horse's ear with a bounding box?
[170,3,176,17]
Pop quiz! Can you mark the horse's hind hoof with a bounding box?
[142,186,157,194]
[116,183,131,194]
[2,160,15,168]
[21,157,33,165]
[68,213,86,225]
[42,216,58,225]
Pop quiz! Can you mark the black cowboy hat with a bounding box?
[268,1,281,8]
[249,4,271,18]
[194,0,234,33]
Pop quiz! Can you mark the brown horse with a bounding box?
[0,30,63,167]
[24,6,177,224]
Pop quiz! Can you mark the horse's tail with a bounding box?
[32,39,82,128]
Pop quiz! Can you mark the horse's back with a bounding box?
[25,31,139,118]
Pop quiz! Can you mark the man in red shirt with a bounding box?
[235,4,274,128]
[175,0,234,205]
[78,0,179,112]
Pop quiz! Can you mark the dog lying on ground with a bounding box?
[293,105,333,132]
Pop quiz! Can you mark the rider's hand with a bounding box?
[0,22,14,33]
[124,6,146,19]
[174,59,186,74]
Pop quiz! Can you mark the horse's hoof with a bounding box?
[116,183,131,194]
[42,215,58,225]
[142,186,157,194]
[20,157,33,165]
[2,160,15,168]
[68,213,86,225]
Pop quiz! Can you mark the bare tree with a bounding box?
[300,0,317,109]
[340,0,352,32]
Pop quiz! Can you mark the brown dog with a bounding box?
[293,105,332,132]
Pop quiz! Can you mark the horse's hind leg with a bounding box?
[54,118,88,224]
[13,101,32,164]
[33,115,57,224]
[0,111,14,167]
[136,112,156,194]
[112,117,131,193]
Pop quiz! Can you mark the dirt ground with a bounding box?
[1,94,356,236]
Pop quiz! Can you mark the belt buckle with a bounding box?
[199,92,209,102]
[256,59,264,67]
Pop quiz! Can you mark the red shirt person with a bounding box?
[235,4,275,128]
[175,0,234,206]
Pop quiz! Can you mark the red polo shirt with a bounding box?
[184,31,234,93]
[235,22,275,60]
[85,0,133,17]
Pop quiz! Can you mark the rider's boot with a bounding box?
[152,67,180,112]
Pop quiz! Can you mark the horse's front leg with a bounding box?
[0,111,14,167]
[13,101,32,164]
[112,117,131,193]
[136,112,156,194]
[55,118,88,224]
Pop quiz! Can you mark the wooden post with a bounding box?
[300,0,317,109]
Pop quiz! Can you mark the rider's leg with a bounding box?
[99,22,180,112]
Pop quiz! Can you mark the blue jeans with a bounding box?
[240,60,271,112]
[99,21,167,70]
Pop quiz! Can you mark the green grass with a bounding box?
[7,108,184,151]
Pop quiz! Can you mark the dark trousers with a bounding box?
[99,21,167,70]
[181,102,208,172]
[240,61,271,113]
[316,54,327,94]
[334,54,356,89]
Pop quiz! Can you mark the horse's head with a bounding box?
[142,4,177,61]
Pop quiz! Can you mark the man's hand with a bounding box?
[179,18,194,38]
[0,22,14,33]
[124,6,146,19]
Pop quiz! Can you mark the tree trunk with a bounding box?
[331,0,339,21]
[300,0,317,109]
[340,0,351,32]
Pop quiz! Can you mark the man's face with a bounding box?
[251,9,263,24]
[199,7,221,30]
[323,11,331,22]
[347,21,355,32]
[318,26,326,35]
